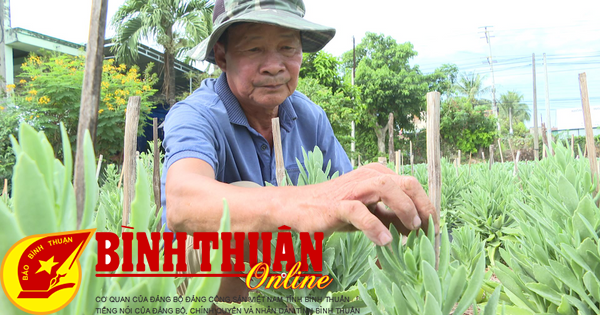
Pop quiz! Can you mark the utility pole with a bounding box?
[351,36,356,168]
[0,0,6,94]
[532,54,539,161]
[543,53,553,155]
[480,26,499,131]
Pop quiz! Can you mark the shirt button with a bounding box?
[261,144,268,151]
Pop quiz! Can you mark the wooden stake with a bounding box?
[73,0,109,229]
[508,138,515,161]
[410,140,414,176]
[426,91,441,269]
[388,113,395,165]
[489,145,495,170]
[395,150,400,174]
[497,139,504,163]
[468,152,472,176]
[579,73,599,200]
[272,118,285,186]
[152,118,162,232]
[571,134,575,157]
[122,96,141,226]
[543,144,547,158]
[400,150,404,174]
[532,53,540,161]
[96,154,103,180]
[481,151,485,161]
[378,157,387,165]
[457,150,461,166]
[2,179,6,197]
[513,150,521,177]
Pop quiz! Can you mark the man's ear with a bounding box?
[214,42,227,72]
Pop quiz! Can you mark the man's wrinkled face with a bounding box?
[214,23,303,110]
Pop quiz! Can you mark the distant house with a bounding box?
[551,106,600,138]
[4,27,203,97]
[3,26,205,151]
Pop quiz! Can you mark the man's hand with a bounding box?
[284,163,438,246]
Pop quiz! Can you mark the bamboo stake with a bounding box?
[457,150,461,166]
[571,134,575,157]
[73,0,109,229]
[579,73,599,201]
[2,179,6,196]
[152,118,162,232]
[426,91,441,269]
[96,154,103,180]
[272,118,285,186]
[508,138,515,161]
[497,139,504,163]
[122,96,141,226]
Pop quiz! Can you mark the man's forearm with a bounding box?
[166,171,301,234]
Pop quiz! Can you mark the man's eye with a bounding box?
[248,48,260,52]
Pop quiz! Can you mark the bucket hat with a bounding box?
[187,0,336,64]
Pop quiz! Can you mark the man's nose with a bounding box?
[260,50,285,75]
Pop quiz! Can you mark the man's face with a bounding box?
[214,23,303,110]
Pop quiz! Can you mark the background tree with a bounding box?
[499,90,530,136]
[341,33,456,160]
[299,51,342,93]
[111,0,213,106]
[13,52,157,160]
[440,96,497,154]
[455,72,491,109]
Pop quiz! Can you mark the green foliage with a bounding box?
[221,146,376,314]
[340,33,457,162]
[454,72,491,107]
[0,123,225,314]
[111,0,213,104]
[296,78,356,154]
[440,97,497,154]
[12,52,157,160]
[499,91,530,137]
[492,142,600,314]
[358,221,498,315]
[0,104,19,192]
[300,51,342,93]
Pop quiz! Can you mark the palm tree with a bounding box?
[499,91,530,135]
[454,72,491,109]
[111,0,213,106]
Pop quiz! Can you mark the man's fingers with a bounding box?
[397,176,439,233]
[350,175,421,231]
[337,200,392,246]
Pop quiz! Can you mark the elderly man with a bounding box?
[161,0,436,299]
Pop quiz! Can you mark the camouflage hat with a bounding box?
[187,0,336,64]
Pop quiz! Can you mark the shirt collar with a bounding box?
[215,73,297,132]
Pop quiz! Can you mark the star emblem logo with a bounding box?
[36,256,58,275]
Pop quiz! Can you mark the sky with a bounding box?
[9,0,600,129]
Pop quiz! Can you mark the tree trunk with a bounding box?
[388,113,395,164]
[509,107,513,135]
[163,50,176,106]
[374,120,389,155]
[162,26,176,106]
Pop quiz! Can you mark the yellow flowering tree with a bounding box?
[14,52,158,159]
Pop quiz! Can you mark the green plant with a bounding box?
[14,52,157,159]
[358,220,500,315]
[493,142,600,314]
[217,146,375,314]
[0,123,226,314]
